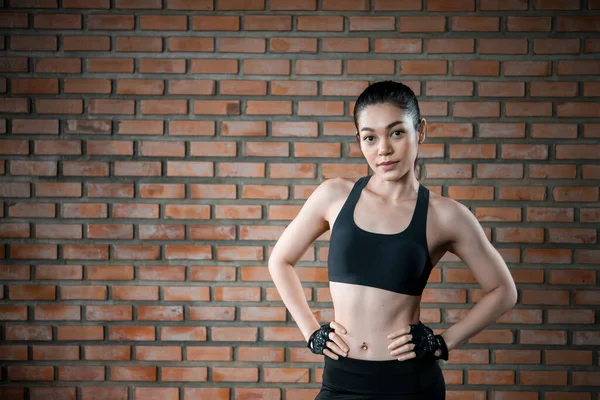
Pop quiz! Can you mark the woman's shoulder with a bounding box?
[426,188,480,242]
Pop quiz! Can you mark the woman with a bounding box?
[268,81,518,399]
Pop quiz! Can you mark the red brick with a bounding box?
[191,59,238,74]
[64,79,111,94]
[165,162,213,177]
[529,164,576,179]
[82,387,128,400]
[64,37,110,52]
[453,60,499,76]
[270,37,317,53]
[428,0,474,11]
[87,58,133,73]
[87,14,133,30]
[531,82,578,97]
[114,245,160,260]
[375,38,422,53]
[454,102,500,117]
[141,100,188,115]
[139,184,185,199]
[116,36,162,52]
[60,286,107,302]
[85,345,130,361]
[169,80,214,95]
[244,59,290,75]
[140,15,187,30]
[296,60,342,75]
[0,12,28,28]
[37,99,82,114]
[534,38,580,54]
[35,305,81,320]
[479,82,524,97]
[558,60,600,75]
[504,61,551,76]
[140,141,185,157]
[401,60,446,75]
[481,0,528,9]
[449,144,496,159]
[8,366,53,381]
[219,38,265,53]
[34,13,81,29]
[193,15,239,30]
[297,16,343,31]
[89,99,134,115]
[0,98,29,113]
[63,244,108,260]
[246,101,292,115]
[218,0,264,9]
[428,38,473,54]
[169,120,215,136]
[11,35,57,51]
[37,264,82,280]
[86,183,132,197]
[321,38,369,53]
[8,204,56,218]
[61,203,107,218]
[66,163,109,178]
[115,0,161,7]
[477,164,523,179]
[167,0,213,9]
[64,0,110,7]
[168,37,213,52]
[452,16,499,31]
[34,58,81,74]
[507,16,551,31]
[220,80,266,95]
[217,162,265,178]
[557,102,600,117]
[111,366,156,381]
[165,205,210,219]
[245,15,291,30]
[585,38,600,52]
[109,326,155,341]
[0,57,28,72]
[535,0,581,9]
[348,59,395,75]
[480,38,528,54]
[557,16,600,32]
[399,16,446,32]
[139,59,185,74]
[9,244,57,260]
[349,16,396,30]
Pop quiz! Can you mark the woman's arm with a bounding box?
[268,178,339,341]
[438,200,518,352]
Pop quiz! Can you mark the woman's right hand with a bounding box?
[307,321,350,359]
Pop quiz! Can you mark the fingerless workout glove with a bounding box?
[307,323,335,355]
[409,321,449,361]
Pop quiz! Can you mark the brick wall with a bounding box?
[1,0,599,399]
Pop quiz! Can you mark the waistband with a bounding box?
[322,355,441,395]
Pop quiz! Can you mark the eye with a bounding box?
[392,130,405,136]
[363,136,375,142]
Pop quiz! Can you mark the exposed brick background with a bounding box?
[0,0,599,399]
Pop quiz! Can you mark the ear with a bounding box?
[418,118,427,144]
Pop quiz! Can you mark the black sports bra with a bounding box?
[328,175,434,296]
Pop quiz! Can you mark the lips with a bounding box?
[378,161,399,166]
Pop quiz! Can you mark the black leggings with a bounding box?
[315,355,445,400]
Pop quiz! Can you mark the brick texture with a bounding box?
[0,1,598,399]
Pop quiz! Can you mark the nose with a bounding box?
[378,138,392,155]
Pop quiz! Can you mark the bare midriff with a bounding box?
[329,281,422,361]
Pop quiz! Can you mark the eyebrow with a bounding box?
[360,120,405,132]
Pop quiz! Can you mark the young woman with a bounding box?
[268,81,518,399]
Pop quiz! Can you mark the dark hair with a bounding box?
[353,80,425,181]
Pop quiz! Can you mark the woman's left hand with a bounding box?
[387,325,415,361]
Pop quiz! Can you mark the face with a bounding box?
[355,102,426,180]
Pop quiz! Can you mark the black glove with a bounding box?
[307,323,335,355]
[408,321,449,361]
